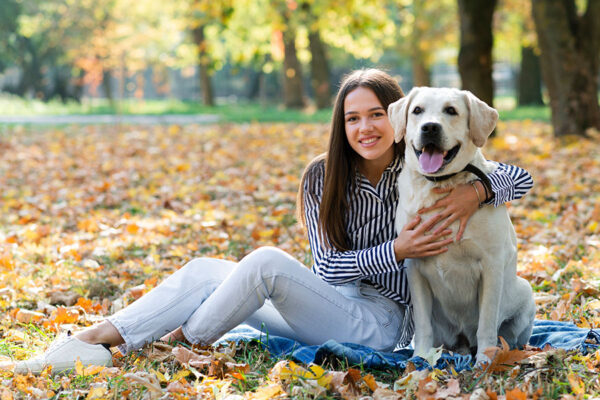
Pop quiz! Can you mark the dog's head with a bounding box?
[388,87,498,176]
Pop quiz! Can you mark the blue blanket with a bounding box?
[217,320,599,371]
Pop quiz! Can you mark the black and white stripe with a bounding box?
[302,156,533,346]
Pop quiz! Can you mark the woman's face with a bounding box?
[343,86,395,167]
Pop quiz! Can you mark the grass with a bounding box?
[0,93,551,123]
[0,94,333,123]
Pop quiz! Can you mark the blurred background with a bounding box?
[0,0,598,136]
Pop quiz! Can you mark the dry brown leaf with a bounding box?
[505,387,527,400]
[372,387,402,400]
[483,337,538,373]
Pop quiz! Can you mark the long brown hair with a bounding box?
[297,69,405,251]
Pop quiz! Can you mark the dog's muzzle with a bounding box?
[413,123,461,174]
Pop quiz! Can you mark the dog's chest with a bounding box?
[416,247,482,299]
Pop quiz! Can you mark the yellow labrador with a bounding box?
[388,87,535,366]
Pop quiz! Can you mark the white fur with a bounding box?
[388,87,535,366]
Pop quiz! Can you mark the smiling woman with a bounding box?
[343,86,397,186]
[11,69,533,377]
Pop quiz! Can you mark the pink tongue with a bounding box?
[419,151,444,173]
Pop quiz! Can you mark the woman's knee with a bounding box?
[238,246,292,276]
[178,257,234,281]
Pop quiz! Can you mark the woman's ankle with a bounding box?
[75,321,124,347]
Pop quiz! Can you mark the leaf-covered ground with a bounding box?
[0,121,598,399]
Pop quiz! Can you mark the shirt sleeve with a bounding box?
[303,164,403,284]
[484,162,533,207]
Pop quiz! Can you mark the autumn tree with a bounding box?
[457,0,497,106]
[394,0,457,87]
[0,0,88,100]
[271,0,305,109]
[495,0,543,106]
[532,0,600,136]
[189,0,234,106]
[301,1,331,109]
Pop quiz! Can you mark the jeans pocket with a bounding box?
[358,285,397,328]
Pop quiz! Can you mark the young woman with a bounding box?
[14,69,532,374]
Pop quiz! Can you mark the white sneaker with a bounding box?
[14,333,113,375]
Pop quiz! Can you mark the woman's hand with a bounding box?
[417,181,485,242]
[394,214,454,261]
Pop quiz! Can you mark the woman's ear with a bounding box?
[388,88,417,143]
[462,90,499,147]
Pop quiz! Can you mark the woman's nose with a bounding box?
[359,118,373,132]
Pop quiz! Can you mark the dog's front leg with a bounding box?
[475,261,503,366]
[407,261,434,359]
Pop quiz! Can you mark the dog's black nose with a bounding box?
[421,122,442,136]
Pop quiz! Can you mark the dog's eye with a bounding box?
[444,106,458,115]
[412,106,423,115]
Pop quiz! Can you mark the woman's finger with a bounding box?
[456,218,468,242]
[403,215,421,232]
[418,199,448,214]
[432,214,457,235]
[418,213,445,233]
[432,187,453,194]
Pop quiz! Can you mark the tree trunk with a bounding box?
[517,46,544,106]
[532,0,600,136]
[308,29,331,109]
[457,0,497,107]
[192,24,215,106]
[412,56,431,87]
[102,69,114,106]
[282,26,305,109]
[411,0,431,87]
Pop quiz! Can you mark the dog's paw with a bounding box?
[474,353,491,369]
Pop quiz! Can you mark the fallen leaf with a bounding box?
[483,337,537,373]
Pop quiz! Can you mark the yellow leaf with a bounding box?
[247,383,283,400]
[568,372,585,395]
[171,369,190,382]
[85,386,106,399]
[151,368,167,382]
[587,220,598,233]
[83,365,106,376]
[75,359,83,376]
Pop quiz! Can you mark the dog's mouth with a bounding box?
[413,143,461,174]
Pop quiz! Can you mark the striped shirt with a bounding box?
[302,155,533,346]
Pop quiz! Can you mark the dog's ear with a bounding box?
[462,90,499,147]
[388,88,417,143]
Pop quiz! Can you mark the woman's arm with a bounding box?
[304,185,401,284]
[483,162,534,206]
[303,167,453,283]
[421,162,534,240]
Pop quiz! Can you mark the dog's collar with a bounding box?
[423,163,493,196]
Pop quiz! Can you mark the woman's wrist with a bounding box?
[471,180,489,206]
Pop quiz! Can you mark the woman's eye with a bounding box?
[373,112,385,118]
[444,106,457,115]
[412,106,423,115]
[346,116,357,122]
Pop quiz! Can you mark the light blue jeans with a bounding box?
[107,246,406,353]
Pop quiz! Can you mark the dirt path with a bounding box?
[0,114,220,125]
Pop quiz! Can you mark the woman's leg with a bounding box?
[181,247,405,351]
[101,257,237,353]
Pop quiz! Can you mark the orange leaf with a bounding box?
[483,337,537,373]
[363,373,378,391]
[126,223,140,234]
[50,307,80,325]
[75,297,93,312]
[505,387,527,400]
[0,253,15,270]
[568,372,585,395]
